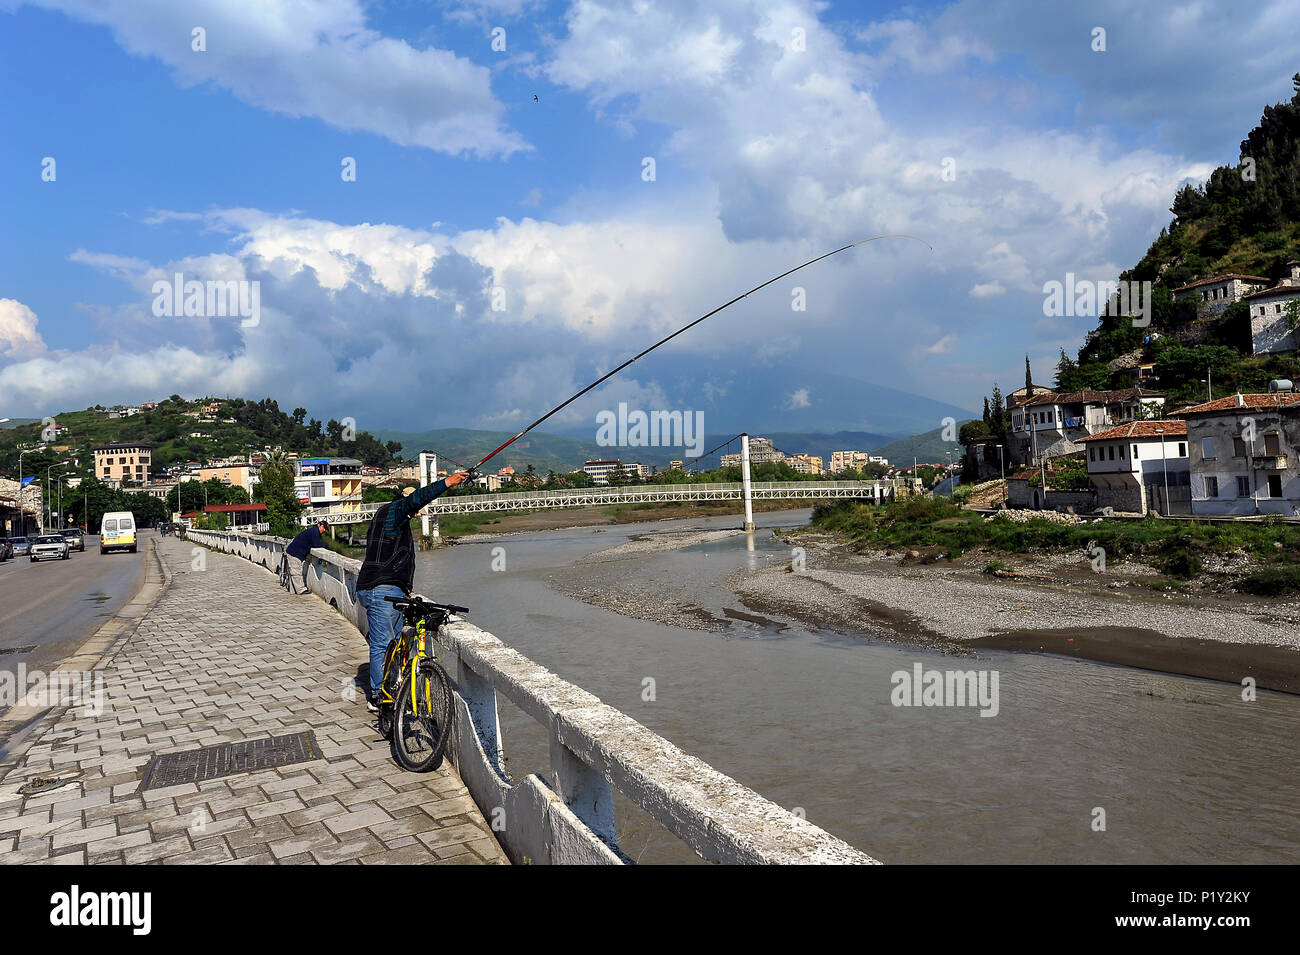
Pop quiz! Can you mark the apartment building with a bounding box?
[1175,391,1300,515]
[94,442,152,487]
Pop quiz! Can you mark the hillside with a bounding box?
[871,424,975,466]
[0,396,402,477]
[1053,73,1300,404]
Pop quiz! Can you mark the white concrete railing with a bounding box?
[305,480,895,525]
[185,528,877,865]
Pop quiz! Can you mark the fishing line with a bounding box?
[465,234,932,475]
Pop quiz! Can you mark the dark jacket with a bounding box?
[356,479,449,593]
[286,524,326,559]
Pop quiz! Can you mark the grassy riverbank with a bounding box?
[808,497,1300,592]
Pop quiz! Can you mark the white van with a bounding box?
[100,511,137,554]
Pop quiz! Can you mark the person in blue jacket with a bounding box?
[284,519,329,594]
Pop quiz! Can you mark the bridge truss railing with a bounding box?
[305,480,892,525]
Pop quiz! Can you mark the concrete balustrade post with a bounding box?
[548,734,618,850]
[455,660,504,776]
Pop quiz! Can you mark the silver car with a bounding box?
[29,534,70,562]
[9,536,31,557]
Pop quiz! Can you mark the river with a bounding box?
[412,508,1300,864]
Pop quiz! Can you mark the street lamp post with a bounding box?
[996,444,1006,507]
[18,449,34,535]
[44,460,68,532]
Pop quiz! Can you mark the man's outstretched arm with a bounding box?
[383,472,470,536]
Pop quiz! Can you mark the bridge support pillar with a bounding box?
[418,451,437,539]
[741,433,755,532]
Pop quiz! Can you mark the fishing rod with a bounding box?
[463,234,932,476]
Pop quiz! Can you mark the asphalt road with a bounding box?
[0,533,147,682]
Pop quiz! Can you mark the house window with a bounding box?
[1265,433,1281,456]
[310,481,325,497]
[1233,437,1246,457]
[1120,444,1126,458]
[1089,447,1095,461]
[1202,437,1216,459]
[1132,445,1139,459]
[1237,476,1251,497]
[1206,476,1219,498]
[1178,443,1186,457]
[1268,475,1283,498]
[1108,445,1115,461]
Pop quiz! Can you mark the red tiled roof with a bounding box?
[1078,420,1186,442]
[1174,393,1300,416]
[1021,387,1165,407]
[1242,283,1300,301]
[1172,273,1269,292]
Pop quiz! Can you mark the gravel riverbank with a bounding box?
[546,524,1300,693]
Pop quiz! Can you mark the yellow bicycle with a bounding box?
[378,595,463,772]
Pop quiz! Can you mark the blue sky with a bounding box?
[1,0,1296,436]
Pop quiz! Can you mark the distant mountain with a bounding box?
[871,423,977,467]
[544,355,976,438]
[373,425,938,473]
[0,417,38,429]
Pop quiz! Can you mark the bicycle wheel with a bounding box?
[278,556,291,591]
[392,661,453,772]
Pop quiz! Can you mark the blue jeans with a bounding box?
[357,585,405,699]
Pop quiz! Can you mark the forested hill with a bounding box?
[0,395,402,473]
[1056,73,1300,404]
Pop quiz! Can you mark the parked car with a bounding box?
[9,536,31,557]
[0,538,12,561]
[59,528,85,552]
[100,511,137,554]
[30,534,70,562]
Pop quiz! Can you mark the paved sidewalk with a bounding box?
[0,536,507,865]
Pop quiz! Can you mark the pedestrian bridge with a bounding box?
[304,480,893,526]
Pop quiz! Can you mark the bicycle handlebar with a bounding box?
[384,595,469,615]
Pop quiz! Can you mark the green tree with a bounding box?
[254,454,304,535]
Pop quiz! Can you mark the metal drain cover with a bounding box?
[138,731,322,791]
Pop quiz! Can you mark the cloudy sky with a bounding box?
[1,0,1294,436]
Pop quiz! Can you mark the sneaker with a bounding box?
[366,697,380,713]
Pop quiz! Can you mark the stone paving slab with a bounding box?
[0,537,507,866]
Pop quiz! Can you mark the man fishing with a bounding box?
[357,471,469,712]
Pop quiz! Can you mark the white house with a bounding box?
[1245,261,1300,356]
[1011,388,1167,463]
[1172,272,1270,314]
[1079,421,1188,515]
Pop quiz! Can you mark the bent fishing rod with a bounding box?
[462,234,932,476]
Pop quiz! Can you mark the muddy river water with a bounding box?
[412,509,1299,864]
